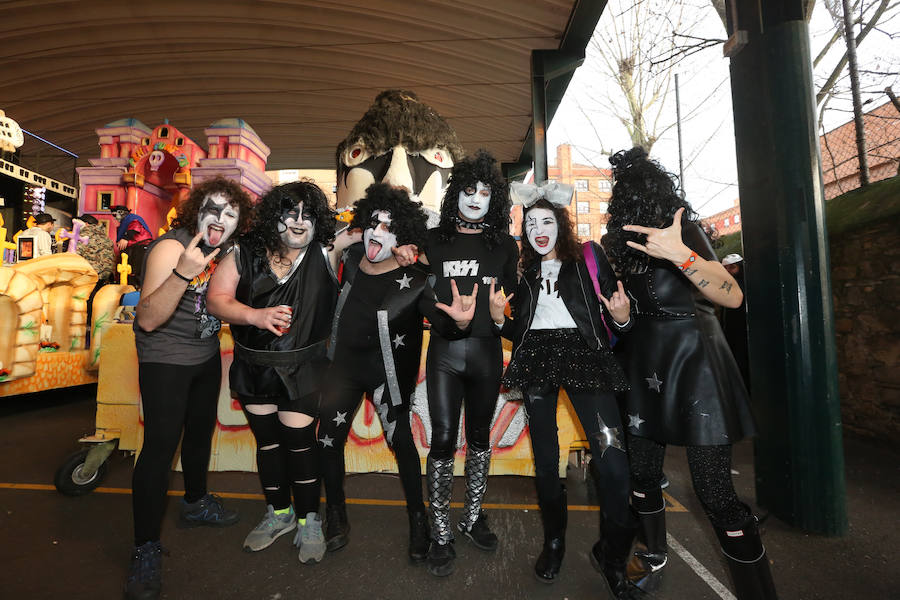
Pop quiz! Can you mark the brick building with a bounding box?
[702,101,899,237]
[538,144,614,242]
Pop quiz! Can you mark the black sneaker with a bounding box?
[124,541,164,600]
[178,493,239,528]
[427,540,456,577]
[325,503,350,552]
[408,510,430,564]
[458,511,498,552]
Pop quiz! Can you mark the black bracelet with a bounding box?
[172,268,192,283]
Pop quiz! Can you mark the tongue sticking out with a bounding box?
[207,226,223,247]
[366,240,382,261]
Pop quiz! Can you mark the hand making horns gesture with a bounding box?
[176,231,221,280]
[599,280,630,325]
[622,207,692,265]
[435,279,478,329]
[488,278,513,325]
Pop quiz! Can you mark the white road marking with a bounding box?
[667,532,736,600]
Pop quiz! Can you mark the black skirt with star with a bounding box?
[616,230,756,447]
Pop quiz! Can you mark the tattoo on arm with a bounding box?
[720,281,733,293]
[683,267,698,276]
[698,279,709,288]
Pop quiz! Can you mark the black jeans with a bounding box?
[132,354,220,545]
[426,335,503,459]
[524,383,631,526]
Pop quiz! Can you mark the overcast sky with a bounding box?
[548,1,899,217]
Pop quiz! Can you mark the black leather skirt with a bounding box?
[616,309,756,446]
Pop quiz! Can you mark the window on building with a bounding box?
[724,217,730,227]
[577,201,590,214]
[734,214,741,224]
[175,137,184,146]
[577,223,590,237]
[596,179,612,192]
[600,225,608,236]
[142,137,150,146]
[575,179,588,191]
[158,127,169,138]
[98,191,113,211]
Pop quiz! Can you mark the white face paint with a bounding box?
[197,192,239,248]
[277,200,316,249]
[457,181,491,222]
[524,207,558,256]
[363,210,397,263]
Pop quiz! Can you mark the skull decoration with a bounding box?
[148,150,165,172]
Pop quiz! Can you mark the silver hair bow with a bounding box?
[510,181,575,208]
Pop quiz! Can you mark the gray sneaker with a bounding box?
[293,512,326,564]
[242,505,297,552]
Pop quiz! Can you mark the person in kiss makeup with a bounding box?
[604,147,774,600]
[127,177,252,600]
[317,183,469,563]
[417,149,519,577]
[497,184,636,597]
[207,180,359,565]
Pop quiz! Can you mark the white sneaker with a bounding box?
[294,512,326,564]
[242,505,296,552]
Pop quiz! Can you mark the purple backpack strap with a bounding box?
[582,242,615,344]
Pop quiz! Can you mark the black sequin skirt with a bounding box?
[503,329,629,393]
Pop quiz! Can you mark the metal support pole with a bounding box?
[727,0,847,535]
[531,51,549,183]
[675,73,685,194]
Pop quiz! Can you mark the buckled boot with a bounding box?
[714,513,778,600]
[627,487,667,591]
[408,509,430,564]
[591,517,639,599]
[534,486,567,583]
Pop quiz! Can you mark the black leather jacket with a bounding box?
[500,242,633,353]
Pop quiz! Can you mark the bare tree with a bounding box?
[579,0,702,154]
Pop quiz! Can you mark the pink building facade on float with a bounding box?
[77,118,272,243]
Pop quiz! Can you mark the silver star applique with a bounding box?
[319,434,334,448]
[392,333,406,348]
[332,411,347,426]
[645,372,663,392]
[396,273,412,290]
[628,413,646,430]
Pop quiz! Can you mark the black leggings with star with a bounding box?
[318,348,424,513]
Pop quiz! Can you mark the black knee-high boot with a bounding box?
[590,516,639,599]
[628,486,667,591]
[534,485,567,583]
[714,514,778,600]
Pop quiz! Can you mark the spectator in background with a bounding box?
[110,205,153,286]
[77,214,116,283]
[720,254,749,392]
[23,213,55,256]
[77,214,117,346]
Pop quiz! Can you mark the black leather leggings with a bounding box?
[524,384,632,526]
[426,335,503,459]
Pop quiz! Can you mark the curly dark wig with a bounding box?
[602,147,701,274]
[348,183,428,249]
[242,180,336,258]
[436,149,510,250]
[336,89,465,184]
[172,176,254,236]
[519,199,583,270]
